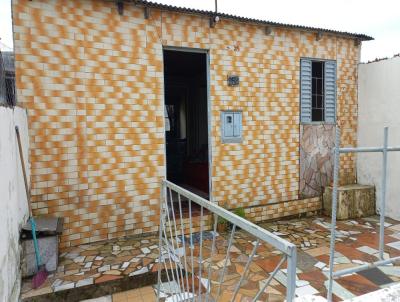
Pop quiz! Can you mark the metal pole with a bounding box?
[216,225,236,300]
[205,214,218,302]
[327,126,341,302]
[379,127,389,260]
[167,187,187,296]
[165,187,185,299]
[333,255,400,278]
[339,146,400,153]
[160,187,181,297]
[188,199,195,302]
[177,193,190,297]
[232,240,260,301]
[198,206,204,300]
[156,180,166,302]
[215,0,218,13]
[252,255,287,302]
[286,245,297,302]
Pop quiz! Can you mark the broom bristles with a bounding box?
[32,266,48,289]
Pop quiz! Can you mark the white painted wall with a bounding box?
[0,106,29,302]
[357,56,400,220]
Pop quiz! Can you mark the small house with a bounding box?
[12,0,372,248]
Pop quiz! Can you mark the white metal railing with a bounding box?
[156,180,297,301]
[327,126,400,301]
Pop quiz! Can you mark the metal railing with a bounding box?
[327,126,400,301]
[157,180,297,301]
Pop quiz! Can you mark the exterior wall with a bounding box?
[13,0,165,249]
[13,0,360,248]
[357,57,400,220]
[245,197,321,223]
[0,106,29,302]
[168,214,213,236]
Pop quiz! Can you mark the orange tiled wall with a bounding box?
[13,0,360,247]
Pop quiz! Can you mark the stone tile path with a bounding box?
[257,216,400,301]
[112,286,156,302]
[21,236,160,300]
[80,286,156,302]
[22,215,400,302]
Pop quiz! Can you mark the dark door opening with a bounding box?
[163,49,209,200]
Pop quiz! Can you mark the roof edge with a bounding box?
[132,0,373,41]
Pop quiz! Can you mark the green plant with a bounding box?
[217,216,227,225]
[234,207,246,219]
[216,216,228,233]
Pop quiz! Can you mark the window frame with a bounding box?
[300,57,337,125]
[311,61,325,122]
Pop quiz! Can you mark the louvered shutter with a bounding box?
[324,61,336,123]
[300,59,312,123]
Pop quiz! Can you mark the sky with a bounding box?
[1,0,399,62]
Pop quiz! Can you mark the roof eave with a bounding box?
[131,0,374,41]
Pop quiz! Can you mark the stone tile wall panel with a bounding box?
[300,125,336,198]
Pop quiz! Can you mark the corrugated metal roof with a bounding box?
[134,0,373,41]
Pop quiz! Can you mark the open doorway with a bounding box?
[163,49,209,200]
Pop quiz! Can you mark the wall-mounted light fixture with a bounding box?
[227,75,240,86]
[210,0,220,28]
[210,15,220,28]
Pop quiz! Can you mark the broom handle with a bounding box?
[30,217,41,268]
[15,126,42,268]
[15,126,32,216]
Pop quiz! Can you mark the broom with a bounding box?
[16,126,48,288]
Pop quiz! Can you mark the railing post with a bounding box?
[286,245,297,302]
[156,180,166,302]
[379,127,389,260]
[327,126,341,302]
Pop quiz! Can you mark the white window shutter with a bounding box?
[300,59,312,123]
[324,60,336,123]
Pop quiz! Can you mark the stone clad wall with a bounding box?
[300,125,335,198]
[13,0,359,248]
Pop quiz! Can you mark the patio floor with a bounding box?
[21,215,400,301]
[81,286,157,302]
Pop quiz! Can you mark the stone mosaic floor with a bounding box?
[81,286,156,302]
[22,215,400,301]
[21,235,160,300]
[258,216,400,301]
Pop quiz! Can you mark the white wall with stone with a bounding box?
[357,56,400,220]
[0,106,29,302]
